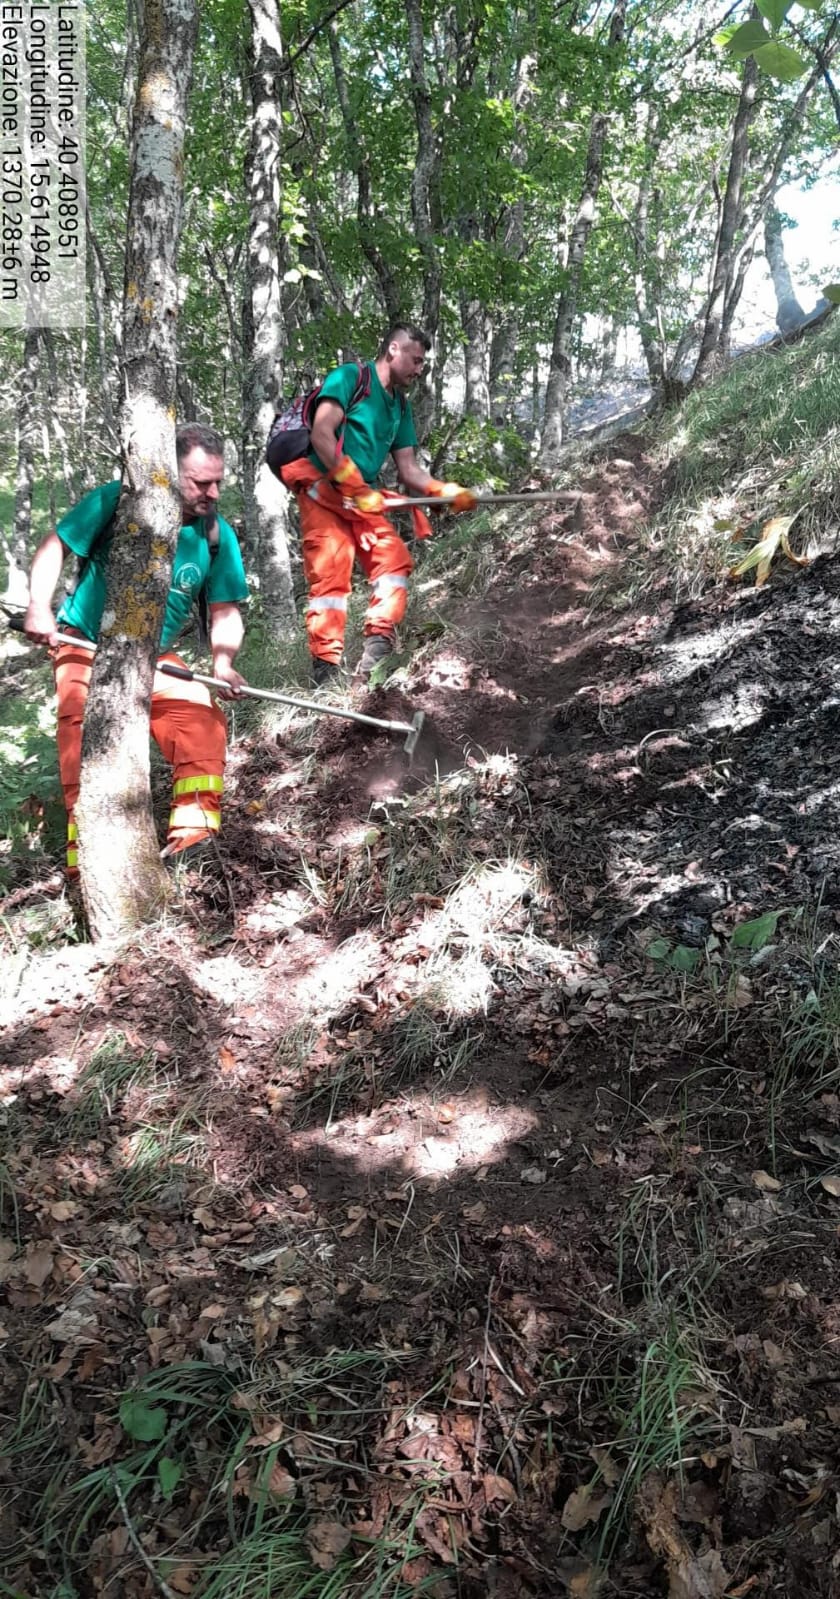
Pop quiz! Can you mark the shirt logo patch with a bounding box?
[176,564,202,594]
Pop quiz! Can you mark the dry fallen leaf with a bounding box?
[819,1174,840,1197]
[271,1286,304,1311]
[167,1565,199,1595]
[483,1472,518,1504]
[751,1170,782,1193]
[359,1281,386,1302]
[306,1518,352,1571]
[24,1244,55,1288]
[561,1482,613,1531]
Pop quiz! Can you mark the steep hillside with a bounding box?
[3,320,840,1597]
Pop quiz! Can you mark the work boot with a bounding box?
[354,634,394,681]
[311,657,342,689]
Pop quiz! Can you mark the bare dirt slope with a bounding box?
[3,434,840,1597]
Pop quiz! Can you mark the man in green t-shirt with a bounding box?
[23,423,249,874]
[280,324,477,685]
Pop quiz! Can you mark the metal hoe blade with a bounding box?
[403,711,425,757]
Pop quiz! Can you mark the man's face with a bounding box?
[388,336,427,392]
[179,446,225,518]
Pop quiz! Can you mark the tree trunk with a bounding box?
[76,0,198,939]
[540,0,626,464]
[86,211,121,443]
[13,331,39,589]
[41,329,80,508]
[489,34,535,424]
[691,57,758,387]
[460,293,491,420]
[764,204,807,334]
[631,105,666,387]
[242,0,295,632]
[329,22,401,321]
[405,0,442,437]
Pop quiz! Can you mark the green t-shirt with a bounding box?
[308,361,418,483]
[56,479,249,649]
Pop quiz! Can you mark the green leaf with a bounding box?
[157,1457,183,1499]
[822,283,840,304]
[723,18,772,56]
[756,0,793,28]
[753,40,808,79]
[669,944,701,973]
[730,911,780,950]
[646,938,672,963]
[119,1397,168,1442]
[795,0,823,10]
[713,22,743,46]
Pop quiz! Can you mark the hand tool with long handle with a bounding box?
[384,489,582,511]
[5,616,426,756]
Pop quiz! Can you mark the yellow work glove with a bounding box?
[427,478,479,514]
[330,453,384,514]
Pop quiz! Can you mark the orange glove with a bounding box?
[426,478,479,514]
[330,454,384,514]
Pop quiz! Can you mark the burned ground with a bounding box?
[2,421,840,1597]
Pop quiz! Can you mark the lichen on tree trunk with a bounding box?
[76,0,198,940]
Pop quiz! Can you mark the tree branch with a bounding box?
[283,0,357,73]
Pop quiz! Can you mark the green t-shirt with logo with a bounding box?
[56,479,249,649]
[308,361,418,483]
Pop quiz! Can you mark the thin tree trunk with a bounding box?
[540,0,626,463]
[631,105,666,387]
[86,211,121,442]
[242,0,294,631]
[764,204,806,332]
[14,330,39,570]
[76,0,198,939]
[460,293,491,420]
[40,329,80,507]
[329,22,401,321]
[691,57,759,386]
[489,31,535,423]
[405,0,442,436]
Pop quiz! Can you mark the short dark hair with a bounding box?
[176,422,224,460]
[378,324,431,357]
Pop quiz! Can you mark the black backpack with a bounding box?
[266,359,372,476]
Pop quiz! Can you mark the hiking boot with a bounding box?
[354,634,394,680]
[311,657,343,688]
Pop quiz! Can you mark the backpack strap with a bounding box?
[197,513,220,646]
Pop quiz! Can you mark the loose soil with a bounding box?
[3,432,840,1597]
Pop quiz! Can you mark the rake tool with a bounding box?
[4,615,426,756]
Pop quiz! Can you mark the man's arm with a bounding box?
[391,448,433,496]
[209,602,247,699]
[23,531,70,645]
[392,448,477,511]
[309,399,347,472]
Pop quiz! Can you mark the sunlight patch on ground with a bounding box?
[297,1089,538,1181]
[697,682,768,733]
[289,929,382,1021]
[657,614,764,680]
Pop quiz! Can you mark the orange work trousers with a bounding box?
[283,459,413,665]
[54,639,228,872]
